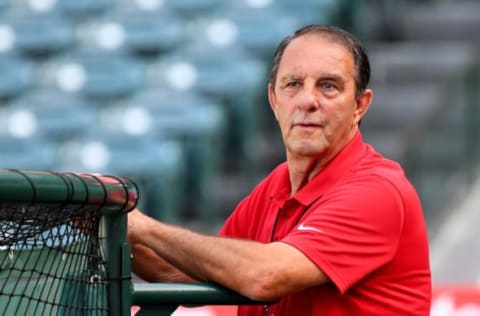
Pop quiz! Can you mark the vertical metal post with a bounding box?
[105,214,132,316]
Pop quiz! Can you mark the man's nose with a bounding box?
[296,85,319,111]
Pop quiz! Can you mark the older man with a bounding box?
[128,24,431,316]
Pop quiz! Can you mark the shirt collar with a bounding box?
[271,131,367,207]
[295,131,367,206]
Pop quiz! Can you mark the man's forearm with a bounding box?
[137,221,261,285]
[131,243,195,283]
[129,212,275,299]
[128,209,327,301]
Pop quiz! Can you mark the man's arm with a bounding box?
[130,243,195,283]
[128,209,329,301]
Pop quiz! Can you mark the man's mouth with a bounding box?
[292,122,322,129]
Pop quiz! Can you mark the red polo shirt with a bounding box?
[219,132,431,316]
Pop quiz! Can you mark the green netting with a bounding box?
[0,169,138,316]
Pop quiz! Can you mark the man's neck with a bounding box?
[287,130,358,196]
[287,154,332,197]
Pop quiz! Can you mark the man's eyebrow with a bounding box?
[279,73,347,85]
[319,74,345,84]
[278,74,297,82]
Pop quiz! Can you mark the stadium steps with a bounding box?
[403,0,480,42]
[362,0,480,237]
[364,40,477,163]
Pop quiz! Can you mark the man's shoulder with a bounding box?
[348,146,420,203]
[355,144,407,180]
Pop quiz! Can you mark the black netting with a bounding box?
[0,204,108,315]
[0,170,138,316]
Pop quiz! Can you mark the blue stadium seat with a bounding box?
[78,7,185,54]
[12,0,113,17]
[203,3,300,59]
[196,1,342,59]
[159,47,266,97]
[0,11,74,55]
[149,47,267,172]
[105,88,226,138]
[0,136,57,170]
[56,133,186,223]
[100,88,226,220]
[0,0,8,11]
[276,0,340,25]
[0,55,33,99]
[40,50,145,99]
[164,0,222,18]
[6,89,97,141]
[53,0,113,16]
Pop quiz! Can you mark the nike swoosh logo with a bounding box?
[298,223,324,233]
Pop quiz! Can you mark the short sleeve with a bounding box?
[281,175,405,293]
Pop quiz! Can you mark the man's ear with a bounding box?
[354,88,373,125]
[268,83,279,121]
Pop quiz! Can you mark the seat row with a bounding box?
[0,88,227,222]
[0,0,339,58]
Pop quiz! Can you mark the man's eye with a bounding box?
[320,82,336,90]
[286,81,300,88]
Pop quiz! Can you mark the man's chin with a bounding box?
[287,142,327,158]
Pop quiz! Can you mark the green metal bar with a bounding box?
[134,305,178,316]
[132,282,265,306]
[105,214,132,316]
[0,169,138,216]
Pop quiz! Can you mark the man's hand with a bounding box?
[127,207,150,244]
[127,208,194,282]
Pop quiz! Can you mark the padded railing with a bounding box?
[132,283,264,315]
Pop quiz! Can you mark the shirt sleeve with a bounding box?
[281,175,405,294]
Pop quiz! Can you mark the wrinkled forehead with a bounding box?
[279,33,355,76]
[287,32,354,59]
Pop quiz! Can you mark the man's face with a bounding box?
[269,34,371,161]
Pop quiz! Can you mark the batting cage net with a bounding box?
[0,169,138,315]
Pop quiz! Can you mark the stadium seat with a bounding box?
[57,133,186,223]
[276,0,339,24]
[197,3,299,60]
[100,88,227,221]
[0,54,33,99]
[0,136,57,170]
[6,89,97,141]
[0,0,8,12]
[78,7,185,54]
[12,0,113,16]
[0,11,74,55]
[205,0,343,58]
[164,0,222,18]
[54,0,113,16]
[39,50,145,99]
[149,46,267,173]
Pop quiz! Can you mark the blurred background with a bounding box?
[0,0,478,313]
